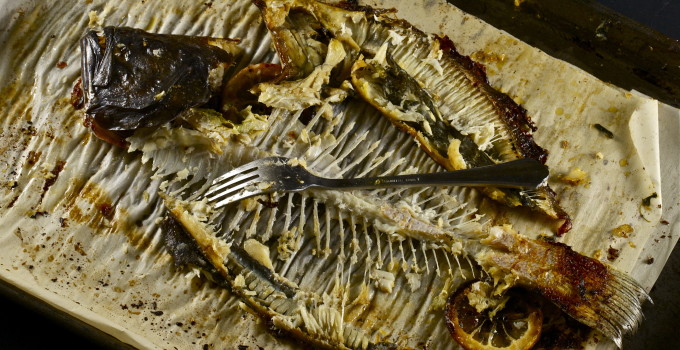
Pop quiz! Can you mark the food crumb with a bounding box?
[559,168,588,186]
[56,61,67,69]
[74,242,87,256]
[612,224,633,238]
[88,10,101,27]
[607,247,620,261]
[645,257,655,265]
[592,249,604,260]
[594,152,603,159]
[619,159,628,167]
[560,140,569,149]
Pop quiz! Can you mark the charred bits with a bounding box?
[607,247,620,261]
[257,197,279,208]
[30,211,49,219]
[642,192,658,208]
[74,242,87,256]
[593,123,614,139]
[39,160,66,205]
[27,151,41,166]
[43,160,66,193]
[97,202,115,220]
[71,78,84,109]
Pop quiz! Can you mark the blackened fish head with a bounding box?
[80,26,237,131]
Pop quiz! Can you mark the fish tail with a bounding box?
[475,225,648,346]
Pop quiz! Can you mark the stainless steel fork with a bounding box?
[204,156,549,208]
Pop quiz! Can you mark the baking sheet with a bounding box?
[0,0,677,349]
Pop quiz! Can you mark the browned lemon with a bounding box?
[445,284,543,350]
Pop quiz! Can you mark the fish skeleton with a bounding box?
[255,0,571,235]
[76,1,647,349]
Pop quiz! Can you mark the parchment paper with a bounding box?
[0,0,677,349]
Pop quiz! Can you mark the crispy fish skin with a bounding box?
[254,0,571,234]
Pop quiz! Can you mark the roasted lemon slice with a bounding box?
[445,282,543,350]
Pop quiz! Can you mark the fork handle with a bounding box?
[312,158,548,190]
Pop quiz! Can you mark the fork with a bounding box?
[204,156,549,208]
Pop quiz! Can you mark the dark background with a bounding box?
[598,0,680,40]
[1,1,678,349]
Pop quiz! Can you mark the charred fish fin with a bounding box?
[434,35,547,164]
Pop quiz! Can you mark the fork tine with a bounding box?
[210,161,260,186]
[205,169,260,199]
[204,157,289,207]
[211,188,263,209]
[206,173,261,202]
